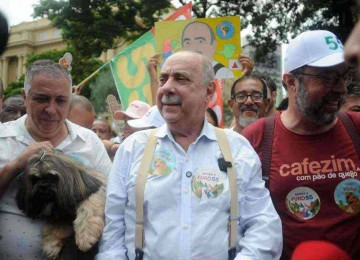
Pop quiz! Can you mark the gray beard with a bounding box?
[238,116,258,128]
[296,80,344,126]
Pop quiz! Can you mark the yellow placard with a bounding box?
[155,16,242,79]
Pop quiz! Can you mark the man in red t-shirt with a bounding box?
[242,30,360,259]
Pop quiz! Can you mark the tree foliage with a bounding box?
[4,75,24,100]
[6,48,103,99]
[177,0,359,61]
[33,0,171,58]
[33,0,359,63]
[89,65,118,113]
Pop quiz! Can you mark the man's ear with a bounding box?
[206,81,216,103]
[227,99,234,108]
[283,73,296,92]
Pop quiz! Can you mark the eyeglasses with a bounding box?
[294,70,353,88]
[92,128,110,134]
[232,93,264,103]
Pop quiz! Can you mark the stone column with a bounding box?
[2,57,8,89]
[17,55,23,79]
[22,54,27,74]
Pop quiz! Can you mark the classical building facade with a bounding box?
[0,19,65,89]
[0,18,122,90]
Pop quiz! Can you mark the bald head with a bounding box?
[68,95,95,129]
[157,51,216,134]
[170,51,215,86]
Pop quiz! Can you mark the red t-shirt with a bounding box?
[242,112,360,259]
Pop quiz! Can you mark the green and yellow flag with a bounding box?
[110,3,192,109]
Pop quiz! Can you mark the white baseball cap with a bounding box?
[284,30,345,73]
[127,106,165,128]
[113,100,150,121]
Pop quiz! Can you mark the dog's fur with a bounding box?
[16,151,107,259]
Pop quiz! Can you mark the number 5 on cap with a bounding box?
[325,36,338,50]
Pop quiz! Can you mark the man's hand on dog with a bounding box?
[14,142,54,173]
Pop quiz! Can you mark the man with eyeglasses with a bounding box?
[242,30,360,259]
[228,75,270,134]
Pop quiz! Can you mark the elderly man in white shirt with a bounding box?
[97,51,282,260]
[0,60,112,259]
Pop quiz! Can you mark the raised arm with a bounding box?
[147,53,160,106]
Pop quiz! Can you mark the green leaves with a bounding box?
[188,0,357,63]
[33,0,171,58]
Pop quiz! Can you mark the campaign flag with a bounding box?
[110,3,192,109]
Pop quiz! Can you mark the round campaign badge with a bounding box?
[334,178,360,215]
[191,169,225,199]
[286,187,320,220]
[216,21,235,39]
[149,149,176,176]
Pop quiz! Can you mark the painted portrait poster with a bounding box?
[155,16,242,79]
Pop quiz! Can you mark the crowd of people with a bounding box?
[1,8,360,260]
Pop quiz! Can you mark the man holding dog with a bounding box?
[0,60,112,259]
[97,51,282,259]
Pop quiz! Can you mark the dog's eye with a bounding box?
[30,175,39,184]
[46,172,59,182]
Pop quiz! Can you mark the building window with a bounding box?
[38,32,48,41]
[54,29,61,38]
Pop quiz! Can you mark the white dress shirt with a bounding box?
[0,115,112,259]
[97,121,282,260]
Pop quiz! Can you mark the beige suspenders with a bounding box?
[134,127,238,260]
[135,129,158,260]
[214,127,238,259]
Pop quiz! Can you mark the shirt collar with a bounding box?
[65,119,83,142]
[0,115,87,144]
[0,115,33,144]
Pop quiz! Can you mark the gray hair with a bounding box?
[168,51,214,86]
[347,85,360,98]
[24,60,72,95]
[201,54,215,86]
[0,94,26,123]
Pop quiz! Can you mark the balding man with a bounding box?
[181,21,256,79]
[97,51,282,260]
[68,95,96,129]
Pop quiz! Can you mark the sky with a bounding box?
[0,0,40,26]
[0,0,180,26]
